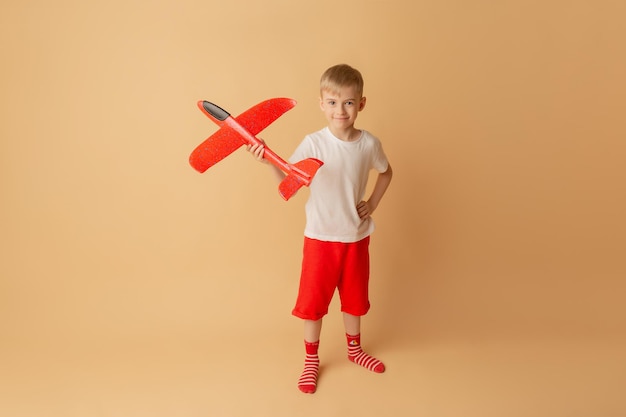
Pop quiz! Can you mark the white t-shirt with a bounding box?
[289,127,389,243]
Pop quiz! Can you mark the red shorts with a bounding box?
[292,236,371,320]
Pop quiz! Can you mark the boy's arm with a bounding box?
[246,142,286,182]
[357,163,393,219]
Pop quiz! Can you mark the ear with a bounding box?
[359,96,367,111]
[319,97,324,111]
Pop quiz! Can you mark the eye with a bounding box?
[346,101,354,106]
[328,100,336,105]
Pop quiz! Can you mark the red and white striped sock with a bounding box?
[346,333,385,373]
[298,340,320,393]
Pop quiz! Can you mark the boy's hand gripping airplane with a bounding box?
[189,98,323,201]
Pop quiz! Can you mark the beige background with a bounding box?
[1,0,625,416]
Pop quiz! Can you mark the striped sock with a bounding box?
[298,340,320,393]
[346,333,385,373]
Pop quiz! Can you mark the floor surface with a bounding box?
[2,323,624,417]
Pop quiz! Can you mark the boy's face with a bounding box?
[319,85,366,132]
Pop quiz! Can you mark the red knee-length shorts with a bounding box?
[292,236,371,321]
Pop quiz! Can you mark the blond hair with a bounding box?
[320,64,364,97]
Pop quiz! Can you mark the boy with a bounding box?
[247,64,393,393]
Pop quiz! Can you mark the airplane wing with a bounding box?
[233,98,297,135]
[189,128,247,173]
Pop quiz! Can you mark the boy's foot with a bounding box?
[298,341,320,393]
[346,333,385,373]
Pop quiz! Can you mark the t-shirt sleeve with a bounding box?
[371,137,389,173]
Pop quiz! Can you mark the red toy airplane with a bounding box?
[189,98,323,201]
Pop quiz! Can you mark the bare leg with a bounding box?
[343,313,360,336]
[304,319,323,342]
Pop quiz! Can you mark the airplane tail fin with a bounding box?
[278,158,323,200]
